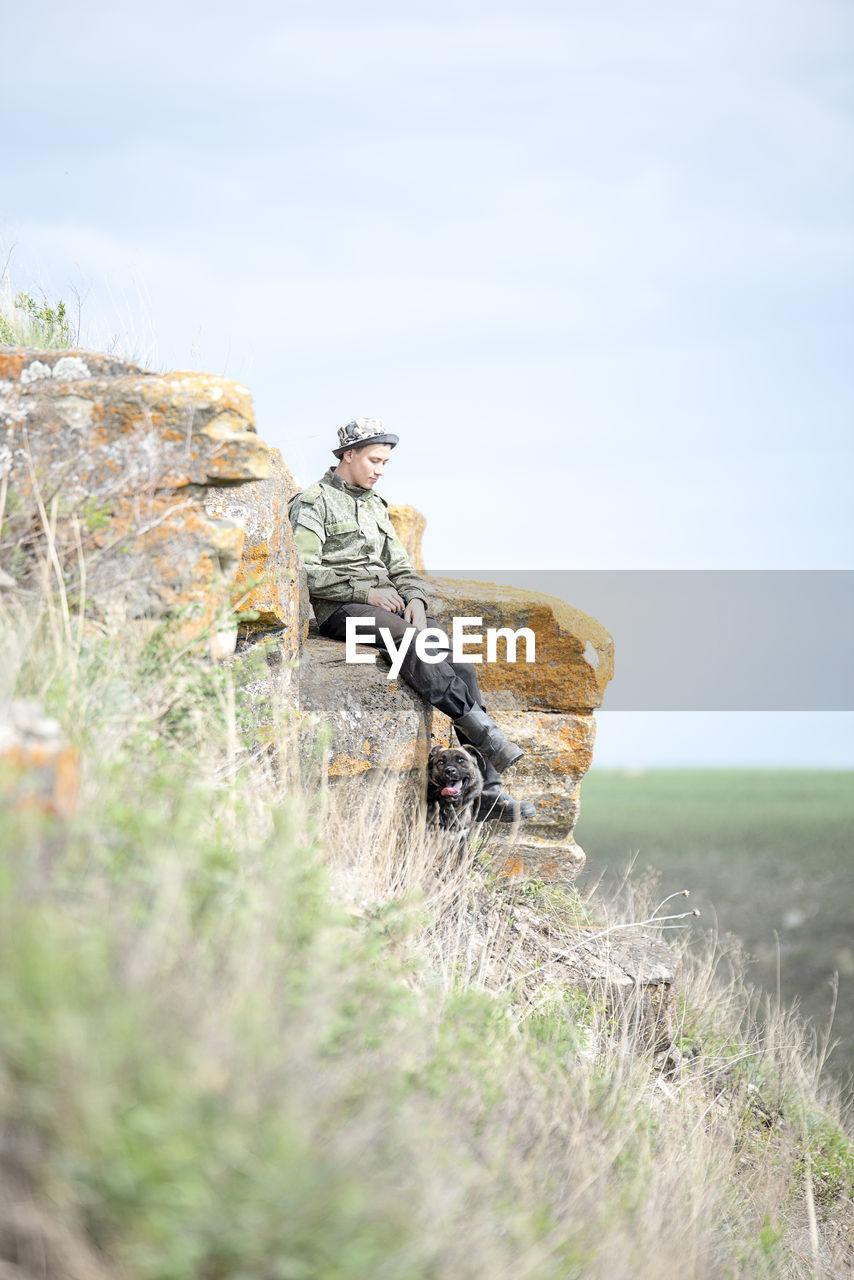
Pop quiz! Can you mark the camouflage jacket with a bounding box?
[288,469,432,626]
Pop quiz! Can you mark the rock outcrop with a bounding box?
[205,446,307,654]
[385,503,426,572]
[479,890,678,1055]
[222,489,614,881]
[428,577,613,882]
[1,344,614,882]
[299,635,431,784]
[0,347,272,646]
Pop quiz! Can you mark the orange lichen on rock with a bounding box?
[328,753,373,778]
[430,577,613,712]
[205,447,306,647]
[0,350,26,380]
[424,575,615,880]
[485,836,587,885]
[0,346,272,645]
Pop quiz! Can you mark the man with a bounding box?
[288,418,534,822]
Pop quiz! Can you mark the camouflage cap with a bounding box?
[332,417,399,458]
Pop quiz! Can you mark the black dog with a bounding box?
[426,745,486,854]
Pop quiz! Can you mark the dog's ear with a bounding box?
[427,745,445,765]
[462,745,487,775]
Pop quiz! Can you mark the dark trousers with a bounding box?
[318,603,501,784]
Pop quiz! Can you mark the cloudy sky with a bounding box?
[3,0,852,763]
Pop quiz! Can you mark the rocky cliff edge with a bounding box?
[1,347,613,882]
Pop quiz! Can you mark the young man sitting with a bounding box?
[288,417,534,822]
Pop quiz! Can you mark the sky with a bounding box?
[2,0,852,765]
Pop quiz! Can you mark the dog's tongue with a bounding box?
[441,781,463,797]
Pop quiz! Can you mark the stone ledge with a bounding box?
[428,575,614,712]
[0,345,273,642]
[484,835,586,884]
[298,635,431,780]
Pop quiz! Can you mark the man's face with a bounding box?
[340,443,392,488]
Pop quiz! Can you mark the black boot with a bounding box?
[477,782,536,823]
[453,706,524,773]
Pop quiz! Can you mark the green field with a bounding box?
[575,769,854,1086]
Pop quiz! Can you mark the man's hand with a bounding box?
[367,586,405,613]
[403,598,427,629]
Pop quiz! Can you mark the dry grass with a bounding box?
[1,558,853,1277]
[0,268,76,349]
[313,760,854,1276]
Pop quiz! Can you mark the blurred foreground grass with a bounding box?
[2,574,853,1275]
[576,769,854,1087]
